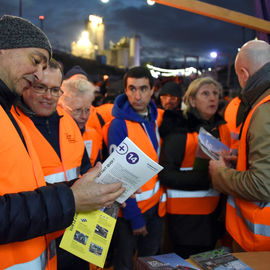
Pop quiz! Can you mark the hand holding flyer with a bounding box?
[60,137,163,267]
[94,137,164,203]
[198,127,230,160]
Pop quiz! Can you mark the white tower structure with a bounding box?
[87,15,104,56]
[129,35,141,67]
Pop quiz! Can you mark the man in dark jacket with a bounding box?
[0,14,124,269]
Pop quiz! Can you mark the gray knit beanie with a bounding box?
[0,15,52,58]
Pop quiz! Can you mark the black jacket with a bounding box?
[159,109,226,190]
[0,79,75,244]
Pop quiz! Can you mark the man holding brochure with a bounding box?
[0,15,125,270]
[209,40,270,252]
[106,66,165,270]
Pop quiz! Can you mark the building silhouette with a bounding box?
[71,15,140,69]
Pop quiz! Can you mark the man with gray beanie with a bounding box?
[0,15,125,269]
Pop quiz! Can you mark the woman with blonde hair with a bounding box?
[159,76,231,258]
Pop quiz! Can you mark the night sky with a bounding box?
[1,0,257,67]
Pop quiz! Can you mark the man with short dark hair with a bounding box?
[14,59,92,269]
[0,15,124,269]
[106,66,164,270]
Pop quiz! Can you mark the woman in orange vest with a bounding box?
[159,77,231,259]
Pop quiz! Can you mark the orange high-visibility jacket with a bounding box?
[83,126,102,166]
[0,106,55,270]
[95,103,114,125]
[156,108,164,127]
[166,124,231,215]
[226,95,270,251]
[125,120,166,216]
[224,96,242,150]
[86,106,103,138]
[13,106,85,248]
[14,107,85,184]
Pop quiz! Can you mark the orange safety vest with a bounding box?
[224,96,242,150]
[0,106,55,270]
[95,103,114,125]
[166,124,231,215]
[86,106,103,138]
[226,95,270,251]
[13,106,84,250]
[103,110,164,150]
[13,107,85,184]
[103,118,166,217]
[102,121,111,148]
[156,108,164,127]
[83,126,102,166]
[125,120,165,216]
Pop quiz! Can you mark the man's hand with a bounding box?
[221,152,237,168]
[209,157,226,178]
[71,162,125,212]
[132,225,148,237]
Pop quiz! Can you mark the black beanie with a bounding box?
[64,65,89,80]
[0,15,52,58]
[160,81,182,97]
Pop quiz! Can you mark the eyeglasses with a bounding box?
[72,108,90,116]
[32,83,64,97]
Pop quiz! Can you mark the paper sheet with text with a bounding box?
[60,137,163,267]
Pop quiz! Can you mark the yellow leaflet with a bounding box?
[60,210,116,268]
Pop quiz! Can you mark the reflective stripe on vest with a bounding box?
[45,167,80,184]
[167,188,219,199]
[6,250,47,270]
[136,181,160,202]
[227,196,270,237]
[180,167,193,171]
[226,95,270,251]
[2,108,53,269]
[158,189,167,217]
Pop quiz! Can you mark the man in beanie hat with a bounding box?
[159,81,183,110]
[64,65,89,81]
[0,15,125,269]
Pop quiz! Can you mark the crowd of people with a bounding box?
[0,14,270,270]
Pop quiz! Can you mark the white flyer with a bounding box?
[198,127,230,160]
[95,137,164,204]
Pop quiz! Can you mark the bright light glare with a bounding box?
[147,0,156,5]
[100,0,109,3]
[210,51,218,58]
[89,15,103,29]
[146,64,199,77]
[77,31,91,47]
